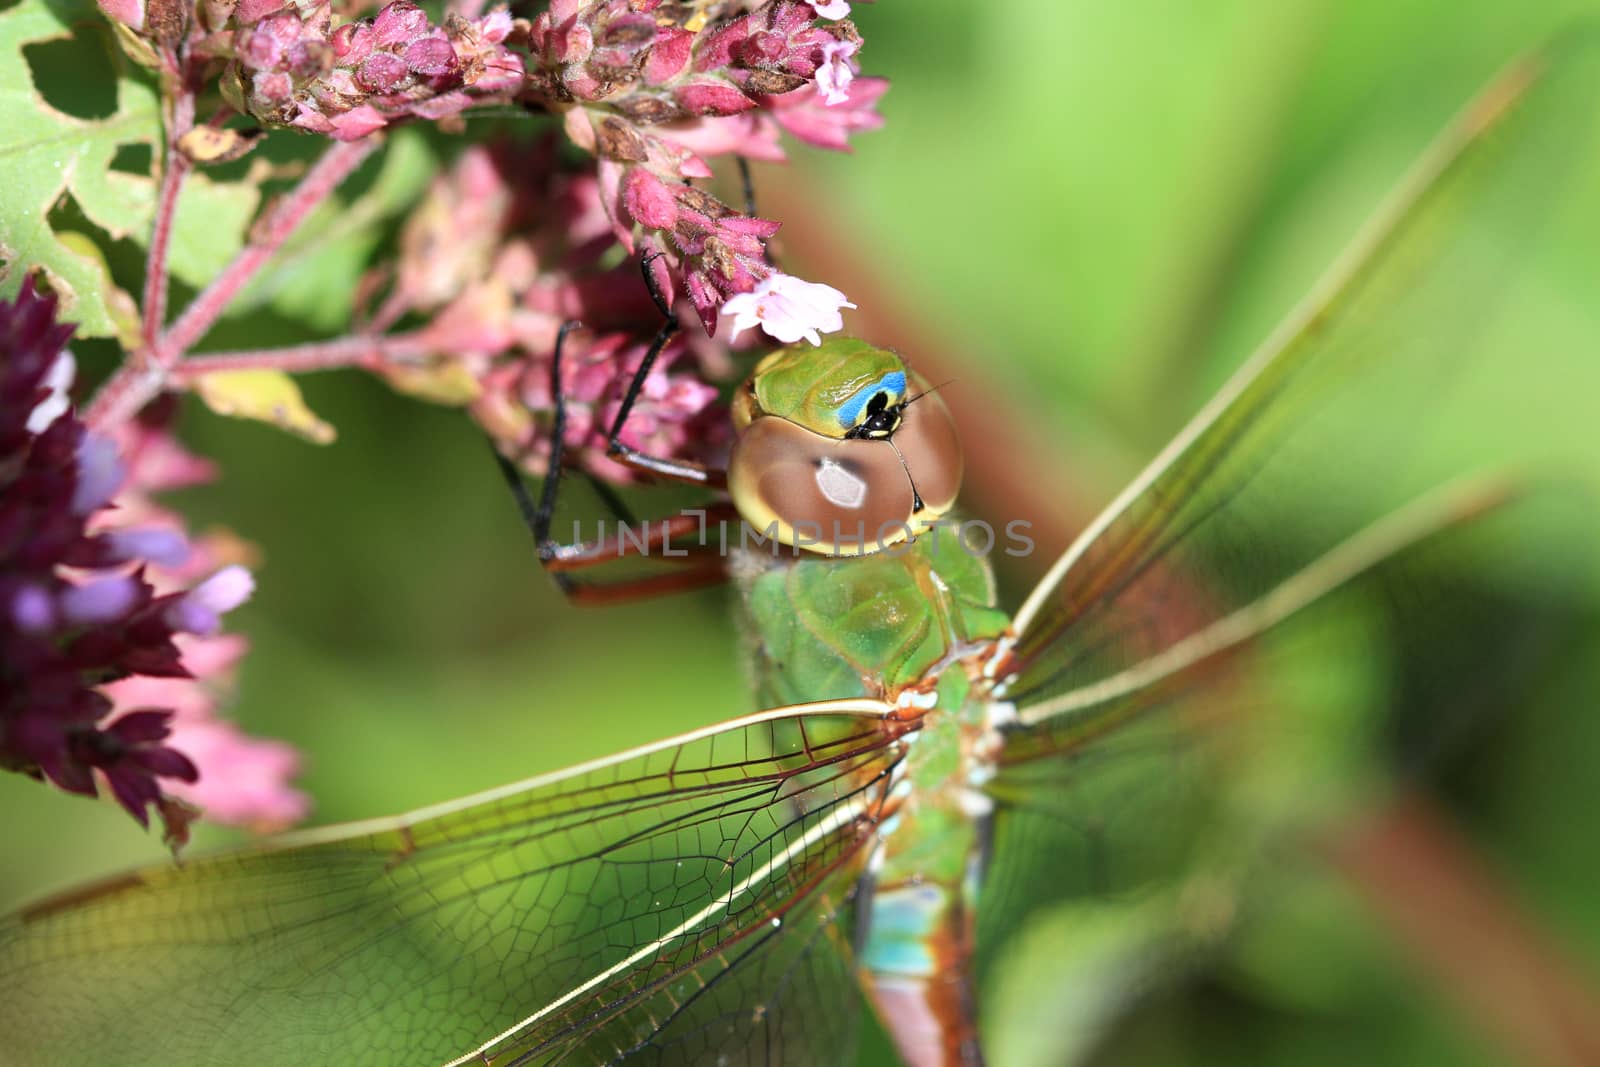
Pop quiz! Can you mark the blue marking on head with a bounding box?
[835,371,907,429]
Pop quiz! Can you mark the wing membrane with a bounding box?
[0,700,901,1067]
[979,31,1600,1055]
[1002,31,1600,717]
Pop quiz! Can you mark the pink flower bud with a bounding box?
[96,0,145,31]
[645,27,692,84]
[404,34,458,79]
[166,565,254,636]
[674,80,755,115]
[373,0,429,47]
[252,69,294,103]
[331,21,374,63]
[11,585,55,633]
[355,51,408,91]
[72,433,123,515]
[624,168,678,229]
[104,528,191,568]
[233,0,281,24]
[479,9,512,43]
[326,104,389,140]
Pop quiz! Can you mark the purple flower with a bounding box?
[812,0,851,18]
[164,565,254,636]
[1,278,298,839]
[722,272,856,346]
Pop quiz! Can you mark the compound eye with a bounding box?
[728,417,915,554]
[893,388,962,517]
[836,371,907,433]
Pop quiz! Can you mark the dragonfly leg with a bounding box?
[492,261,740,604]
[540,500,740,572]
[603,251,729,490]
[736,156,757,216]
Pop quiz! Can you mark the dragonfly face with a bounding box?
[728,338,963,556]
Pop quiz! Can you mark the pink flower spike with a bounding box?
[812,0,851,17]
[721,273,856,346]
[163,720,309,831]
[816,39,858,106]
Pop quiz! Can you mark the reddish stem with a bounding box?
[160,137,381,362]
[168,332,433,380]
[87,136,382,430]
[140,91,195,351]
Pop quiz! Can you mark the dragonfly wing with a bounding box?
[1002,30,1600,711]
[979,28,1600,1059]
[0,700,901,1067]
[977,479,1518,972]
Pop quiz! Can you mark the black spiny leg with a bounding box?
[604,251,726,489]
[491,320,582,588]
[490,297,735,606]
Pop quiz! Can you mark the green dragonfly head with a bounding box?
[742,337,911,440]
[728,337,964,557]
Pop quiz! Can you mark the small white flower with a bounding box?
[812,0,850,17]
[25,350,75,434]
[722,274,857,346]
[815,39,859,106]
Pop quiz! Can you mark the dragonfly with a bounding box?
[3,31,1598,1067]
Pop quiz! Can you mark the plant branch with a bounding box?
[160,136,381,362]
[87,136,382,431]
[140,90,195,352]
[169,332,433,380]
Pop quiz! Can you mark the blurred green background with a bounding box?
[6,1,1600,1064]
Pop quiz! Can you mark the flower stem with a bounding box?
[87,136,382,430]
[169,332,432,379]
[140,91,195,352]
[159,136,381,362]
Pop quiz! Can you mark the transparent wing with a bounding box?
[978,28,1600,1054]
[0,700,903,1067]
[1000,30,1600,722]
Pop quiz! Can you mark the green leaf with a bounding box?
[0,0,159,335]
[236,128,437,330]
[164,169,259,287]
[0,0,259,337]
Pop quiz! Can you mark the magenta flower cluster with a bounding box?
[386,141,726,484]
[546,1,873,332]
[226,0,524,140]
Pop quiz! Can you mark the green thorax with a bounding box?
[750,338,909,438]
[737,522,1010,708]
